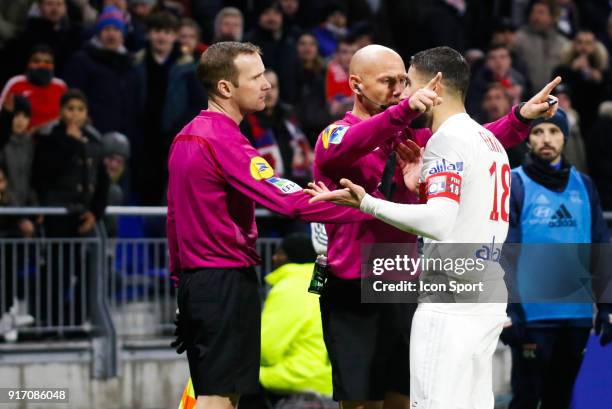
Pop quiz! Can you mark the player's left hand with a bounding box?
[519,76,562,120]
[595,304,612,347]
[395,139,423,192]
[306,179,366,208]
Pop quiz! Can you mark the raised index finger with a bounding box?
[426,72,443,90]
[536,76,562,99]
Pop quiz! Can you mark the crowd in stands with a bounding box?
[1,0,612,239]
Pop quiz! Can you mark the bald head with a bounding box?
[349,45,404,77]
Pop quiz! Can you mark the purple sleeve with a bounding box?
[412,128,433,147]
[411,106,530,149]
[166,146,180,283]
[314,98,421,171]
[482,105,530,149]
[210,131,370,224]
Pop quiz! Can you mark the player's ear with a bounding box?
[217,79,233,98]
[349,75,361,94]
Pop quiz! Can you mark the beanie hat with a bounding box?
[530,108,569,141]
[95,6,127,35]
[102,132,131,159]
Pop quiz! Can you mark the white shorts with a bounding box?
[409,303,507,409]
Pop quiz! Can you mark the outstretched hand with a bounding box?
[305,179,366,208]
[395,139,424,192]
[520,76,562,120]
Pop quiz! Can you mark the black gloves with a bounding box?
[170,309,188,354]
[595,304,612,347]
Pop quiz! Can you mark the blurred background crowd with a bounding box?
[1,0,612,239]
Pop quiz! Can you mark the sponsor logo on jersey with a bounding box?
[425,171,462,203]
[535,194,550,205]
[428,159,464,175]
[569,190,583,204]
[475,236,501,261]
[321,125,349,149]
[249,156,275,180]
[265,177,303,194]
[548,204,576,227]
[532,206,553,219]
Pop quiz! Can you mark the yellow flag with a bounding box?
[178,378,196,409]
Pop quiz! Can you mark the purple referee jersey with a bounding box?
[167,110,367,278]
[314,100,530,279]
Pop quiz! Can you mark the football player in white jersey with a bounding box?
[305,47,561,409]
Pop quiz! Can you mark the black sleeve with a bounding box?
[581,173,611,244]
[89,162,110,220]
[0,109,13,149]
[507,171,524,244]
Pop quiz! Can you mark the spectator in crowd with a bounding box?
[349,21,375,50]
[325,37,357,118]
[69,0,98,27]
[101,131,130,236]
[503,108,611,409]
[178,18,208,60]
[293,32,330,145]
[212,6,243,43]
[588,101,612,210]
[245,1,298,102]
[242,69,313,187]
[0,0,83,84]
[32,89,109,237]
[490,20,532,88]
[64,6,140,138]
[514,0,569,90]
[420,0,468,52]
[259,233,333,407]
[0,165,35,339]
[124,0,155,51]
[32,89,109,328]
[0,95,37,214]
[311,3,348,58]
[0,0,34,47]
[278,0,304,39]
[554,83,587,173]
[555,0,579,38]
[553,29,609,135]
[133,11,205,205]
[0,45,67,131]
[476,83,528,168]
[467,44,528,114]
[575,0,611,41]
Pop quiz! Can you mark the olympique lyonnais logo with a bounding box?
[249,156,275,180]
[428,159,464,175]
[425,172,462,203]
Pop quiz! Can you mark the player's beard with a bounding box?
[410,110,433,129]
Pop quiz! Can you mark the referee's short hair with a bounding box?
[197,41,262,97]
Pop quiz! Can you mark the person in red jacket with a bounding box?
[0,45,66,131]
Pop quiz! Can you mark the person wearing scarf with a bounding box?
[503,108,612,409]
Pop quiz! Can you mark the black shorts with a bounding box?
[320,275,417,401]
[177,267,261,396]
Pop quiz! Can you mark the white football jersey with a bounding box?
[421,113,510,245]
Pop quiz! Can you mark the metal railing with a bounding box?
[0,207,284,379]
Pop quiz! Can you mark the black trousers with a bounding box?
[509,325,591,409]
